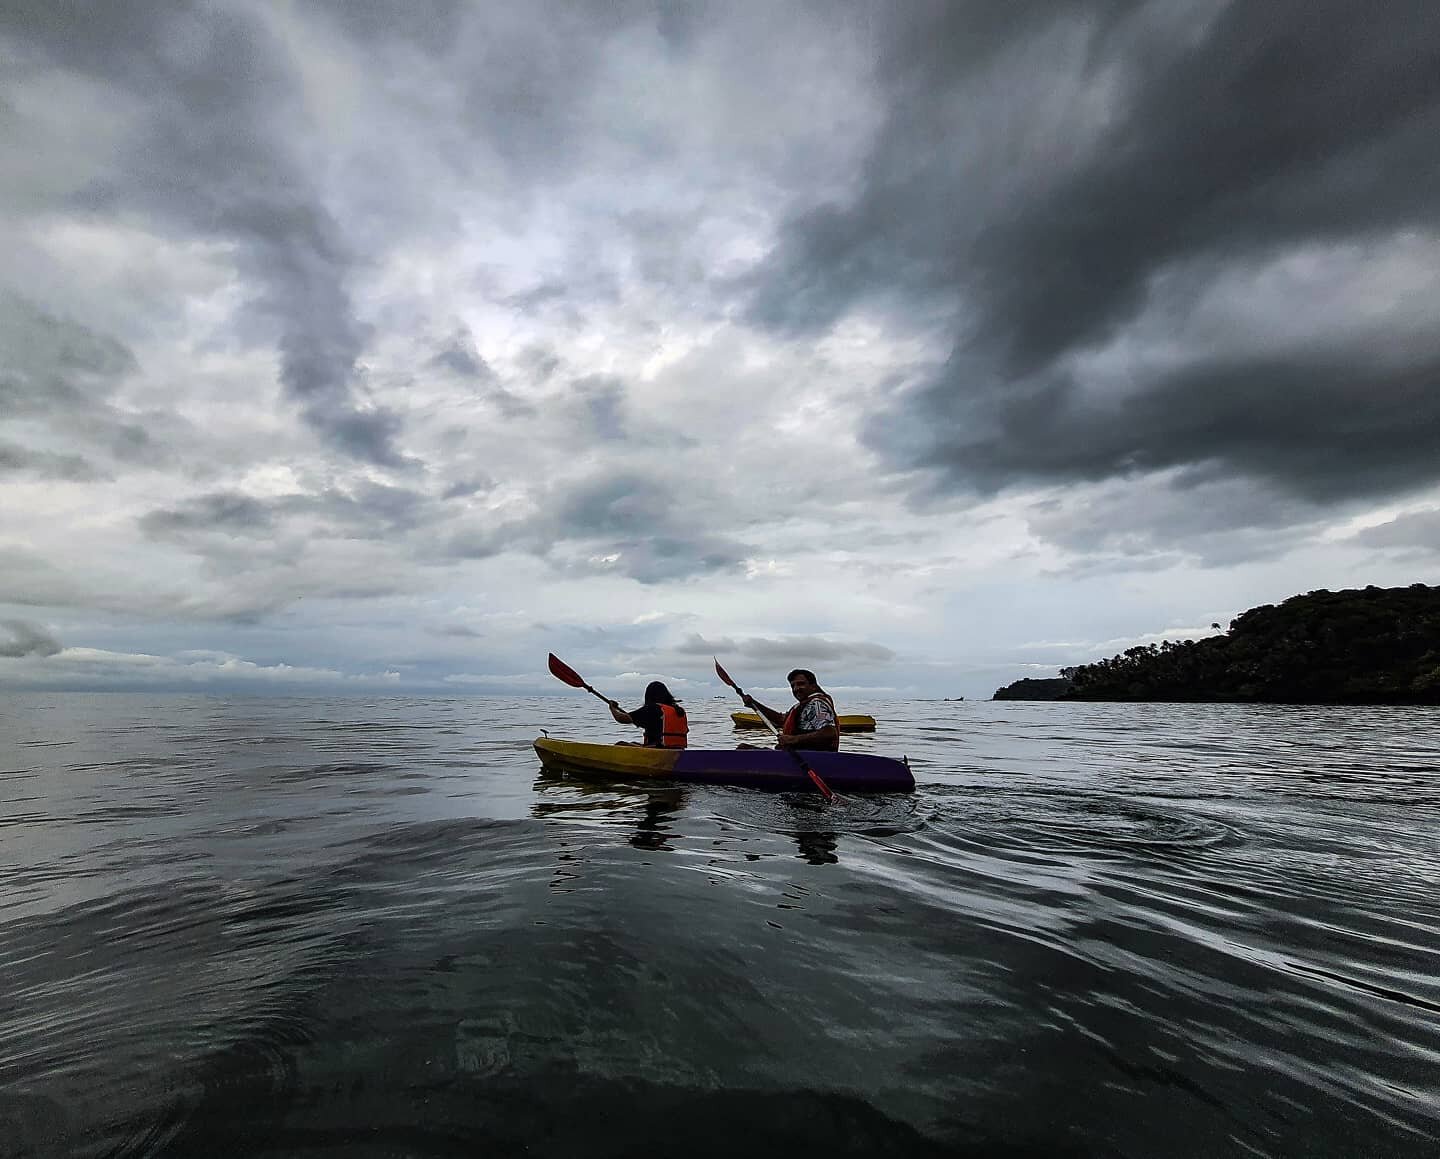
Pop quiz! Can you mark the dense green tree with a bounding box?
[992,584,1440,704]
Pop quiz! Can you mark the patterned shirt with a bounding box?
[795,695,837,734]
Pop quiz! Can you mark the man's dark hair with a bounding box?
[786,669,818,685]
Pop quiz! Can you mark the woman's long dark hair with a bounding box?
[643,681,685,717]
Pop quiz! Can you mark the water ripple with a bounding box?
[2,695,1439,1157]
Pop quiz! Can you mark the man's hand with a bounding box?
[776,732,797,747]
[742,694,756,709]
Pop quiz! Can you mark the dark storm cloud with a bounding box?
[882,350,1440,504]
[0,1,405,466]
[748,0,1440,506]
[678,634,896,664]
[0,619,61,658]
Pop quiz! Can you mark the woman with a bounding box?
[607,681,689,748]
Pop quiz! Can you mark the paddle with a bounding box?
[547,653,618,709]
[714,658,835,803]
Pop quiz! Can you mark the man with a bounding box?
[743,668,839,751]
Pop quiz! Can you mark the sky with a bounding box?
[2,0,1439,702]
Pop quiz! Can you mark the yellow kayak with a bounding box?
[729,712,876,732]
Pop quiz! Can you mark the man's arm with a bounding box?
[742,694,787,729]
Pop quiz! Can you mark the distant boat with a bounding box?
[730,711,877,732]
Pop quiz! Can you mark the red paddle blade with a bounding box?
[807,769,836,803]
[713,658,739,690]
[547,653,586,688]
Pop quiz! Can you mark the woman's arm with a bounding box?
[607,700,633,725]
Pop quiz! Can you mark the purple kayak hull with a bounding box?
[534,738,915,793]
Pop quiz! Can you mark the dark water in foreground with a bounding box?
[3,694,1440,1158]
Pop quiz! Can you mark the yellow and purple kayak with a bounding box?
[729,711,876,732]
[533,737,914,793]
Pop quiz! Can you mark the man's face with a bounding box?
[789,673,817,701]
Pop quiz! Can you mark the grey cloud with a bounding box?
[0,548,97,610]
[141,482,437,547]
[552,472,668,538]
[429,330,494,381]
[431,624,485,639]
[1,2,406,466]
[438,524,518,562]
[556,534,746,585]
[0,296,187,471]
[554,374,696,450]
[441,477,494,500]
[0,442,108,482]
[516,344,562,385]
[0,294,136,415]
[748,1,1440,506]
[678,634,896,664]
[140,493,277,539]
[545,472,749,583]
[0,619,61,658]
[1351,509,1440,553]
[310,0,466,56]
[1024,475,1322,569]
[451,2,672,178]
[572,376,629,442]
[504,283,572,313]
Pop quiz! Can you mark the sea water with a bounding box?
[3,694,1439,1157]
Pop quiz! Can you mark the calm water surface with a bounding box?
[3,695,1439,1157]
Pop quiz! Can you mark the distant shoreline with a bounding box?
[993,583,1440,706]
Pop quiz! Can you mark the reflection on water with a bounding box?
[2,694,1439,1158]
[794,829,839,865]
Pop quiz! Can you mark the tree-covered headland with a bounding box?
[993,584,1440,704]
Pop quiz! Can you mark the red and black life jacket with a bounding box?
[782,692,840,751]
[657,703,688,749]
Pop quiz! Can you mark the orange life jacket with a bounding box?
[782,692,840,751]
[658,703,688,749]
